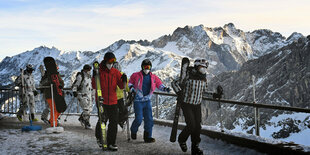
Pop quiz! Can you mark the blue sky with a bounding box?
[0,0,309,60]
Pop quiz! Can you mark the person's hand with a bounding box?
[129,85,135,93]
[73,91,78,97]
[163,87,171,93]
[121,74,127,83]
[59,85,63,89]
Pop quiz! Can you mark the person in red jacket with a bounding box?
[92,52,127,151]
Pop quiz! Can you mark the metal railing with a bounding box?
[0,88,19,114]
[2,87,310,137]
[153,91,310,136]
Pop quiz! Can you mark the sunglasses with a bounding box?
[107,58,116,64]
[142,65,151,70]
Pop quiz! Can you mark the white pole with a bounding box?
[51,84,56,128]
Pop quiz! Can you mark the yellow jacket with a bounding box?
[116,72,129,99]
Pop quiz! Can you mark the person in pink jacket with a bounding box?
[129,59,171,143]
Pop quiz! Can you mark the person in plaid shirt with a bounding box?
[171,58,209,155]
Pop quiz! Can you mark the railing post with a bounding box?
[156,94,159,119]
[253,75,260,136]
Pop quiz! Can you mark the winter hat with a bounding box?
[141,59,152,70]
[194,58,208,68]
[26,64,34,71]
[104,52,116,63]
[83,64,92,71]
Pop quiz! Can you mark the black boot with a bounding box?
[143,131,155,143]
[178,141,187,152]
[191,143,203,155]
[131,133,137,140]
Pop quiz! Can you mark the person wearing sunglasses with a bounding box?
[128,59,171,143]
[171,58,209,155]
[92,52,127,151]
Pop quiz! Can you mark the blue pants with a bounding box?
[130,100,153,138]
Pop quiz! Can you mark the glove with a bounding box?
[59,85,63,89]
[33,90,38,96]
[99,96,104,103]
[163,87,171,93]
[129,85,135,93]
[121,74,127,83]
[73,91,78,97]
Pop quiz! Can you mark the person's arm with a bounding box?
[72,74,82,92]
[117,71,125,89]
[154,75,170,92]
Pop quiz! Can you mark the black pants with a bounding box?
[95,104,119,145]
[178,103,202,144]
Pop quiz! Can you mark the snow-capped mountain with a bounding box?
[206,36,310,142]
[0,23,303,87]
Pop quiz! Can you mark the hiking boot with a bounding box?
[191,143,203,155]
[131,133,137,140]
[108,144,118,151]
[143,131,155,143]
[179,141,187,152]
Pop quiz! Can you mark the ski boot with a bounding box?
[131,133,137,140]
[143,131,155,143]
[178,141,188,152]
[191,143,203,155]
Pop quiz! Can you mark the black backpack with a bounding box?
[72,71,85,91]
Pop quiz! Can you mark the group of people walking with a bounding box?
[15,52,210,155]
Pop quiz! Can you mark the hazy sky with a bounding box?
[0,0,309,60]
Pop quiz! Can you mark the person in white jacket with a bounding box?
[72,64,93,129]
[15,64,38,121]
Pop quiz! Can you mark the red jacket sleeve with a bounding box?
[116,70,125,89]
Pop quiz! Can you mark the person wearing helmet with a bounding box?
[72,64,93,129]
[15,64,39,121]
[92,52,127,151]
[171,58,209,155]
[112,61,130,128]
[128,59,171,143]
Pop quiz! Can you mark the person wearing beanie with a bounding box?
[128,59,171,143]
[92,52,127,151]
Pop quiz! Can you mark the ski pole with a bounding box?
[64,96,76,122]
[123,80,130,142]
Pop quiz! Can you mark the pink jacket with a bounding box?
[129,71,165,102]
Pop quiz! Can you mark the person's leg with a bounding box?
[47,98,59,127]
[130,101,143,135]
[28,93,37,121]
[143,100,154,142]
[105,105,118,150]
